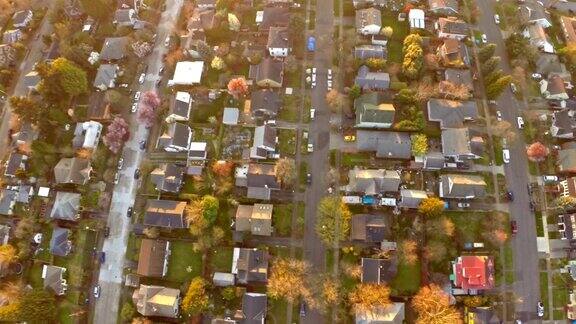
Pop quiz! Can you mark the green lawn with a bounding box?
[27,262,45,289]
[341,152,371,166]
[166,241,203,283]
[390,260,421,295]
[381,12,409,63]
[445,211,488,243]
[278,95,300,122]
[267,298,288,323]
[540,272,550,319]
[273,204,293,237]
[278,129,297,157]
[210,247,233,273]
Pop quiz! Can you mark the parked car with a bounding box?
[300,301,307,317]
[134,169,141,179]
[481,34,487,43]
[537,301,544,317]
[532,73,542,80]
[264,119,276,126]
[494,14,500,24]
[506,191,514,201]
[327,69,332,80]
[307,36,316,52]
[159,66,165,74]
[344,135,356,142]
[457,202,470,208]
[138,73,146,84]
[104,227,110,238]
[99,252,106,263]
[139,140,147,150]
[511,220,518,234]
[131,102,138,113]
[307,143,314,152]
[496,110,502,121]
[127,207,133,218]
[310,108,315,120]
[113,172,119,184]
[542,175,559,183]
[164,36,170,47]
[134,91,141,101]
[93,285,101,298]
[306,173,312,184]
[503,149,510,164]
[517,116,524,129]
[117,157,124,170]
[510,82,518,93]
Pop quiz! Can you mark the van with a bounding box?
[503,149,510,164]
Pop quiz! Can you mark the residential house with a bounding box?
[137,239,171,277]
[408,9,425,30]
[187,9,216,31]
[345,167,401,195]
[50,227,72,257]
[0,225,9,245]
[113,9,137,27]
[355,65,390,90]
[356,130,412,159]
[0,45,16,68]
[437,38,469,67]
[398,189,428,209]
[250,125,277,160]
[437,17,469,40]
[451,255,495,295]
[559,214,576,240]
[223,107,239,125]
[427,99,478,129]
[22,70,41,94]
[12,10,33,29]
[42,265,67,295]
[355,92,395,129]
[118,0,143,11]
[2,30,22,44]
[50,192,81,221]
[232,248,269,284]
[196,0,217,9]
[0,189,16,216]
[249,90,282,118]
[167,92,192,122]
[558,145,576,173]
[157,123,192,152]
[132,285,180,318]
[188,142,208,160]
[169,61,204,86]
[421,151,446,170]
[4,152,27,178]
[559,177,576,198]
[518,5,551,28]
[72,121,103,150]
[352,0,389,8]
[441,128,480,161]
[354,44,387,60]
[235,163,280,200]
[144,199,187,229]
[540,74,569,100]
[54,157,92,185]
[235,293,267,324]
[551,109,576,139]
[523,23,554,53]
[213,272,235,287]
[93,64,119,90]
[267,27,291,57]
[561,15,576,44]
[150,163,186,193]
[361,257,397,284]
[350,214,386,243]
[180,30,206,59]
[439,174,487,199]
[355,303,406,324]
[15,185,33,204]
[356,8,382,35]
[465,307,501,324]
[235,204,273,236]
[249,58,284,88]
[99,37,129,61]
[536,53,571,80]
[443,68,473,89]
[429,0,459,14]
[258,7,290,31]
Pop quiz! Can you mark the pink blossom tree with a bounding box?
[141,91,161,109]
[138,91,161,127]
[227,77,248,99]
[103,117,130,153]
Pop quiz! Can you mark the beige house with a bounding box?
[132,285,180,318]
[235,204,273,236]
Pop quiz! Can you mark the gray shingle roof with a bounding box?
[250,90,281,116]
[0,189,16,215]
[267,26,290,49]
[235,248,269,284]
[441,128,472,157]
[439,174,487,199]
[350,214,386,242]
[356,130,411,159]
[345,167,401,194]
[361,257,397,284]
[259,7,290,31]
[99,37,129,61]
[354,45,386,60]
[93,64,118,89]
[150,163,185,193]
[144,200,187,228]
[157,123,191,150]
[50,227,72,257]
[427,99,478,129]
[50,192,81,221]
[355,92,395,127]
[355,65,390,90]
[241,293,267,324]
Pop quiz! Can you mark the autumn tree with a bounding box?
[316,196,352,245]
[284,55,299,73]
[137,102,158,127]
[426,216,455,239]
[380,26,393,38]
[211,56,225,70]
[402,34,423,79]
[120,302,136,322]
[18,289,57,322]
[186,199,207,236]
[200,195,219,224]
[556,196,576,210]
[319,277,340,310]
[103,117,130,153]
[79,0,113,19]
[438,81,471,101]
[365,58,387,71]
[212,160,234,177]
[348,85,361,100]
[480,212,509,247]
[143,227,160,239]
[325,89,348,112]
[411,134,428,156]
[423,53,440,71]
[228,13,240,31]
[0,244,17,267]
[132,318,153,324]
[36,57,88,102]
[526,142,549,162]
[275,158,296,188]
[424,240,448,263]
[418,197,445,218]
[182,277,210,316]
[9,96,42,124]
[268,258,315,306]
[349,283,391,313]
[227,77,248,99]
[486,75,513,99]
[398,240,418,265]
[0,280,24,304]
[141,91,160,108]
[412,284,463,324]
[193,226,224,252]
[478,43,496,62]
[481,56,501,76]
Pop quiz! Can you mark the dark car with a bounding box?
[306,173,312,184]
[139,140,147,150]
[299,301,307,317]
[134,168,141,179]
[127,207,133,218]
[529,201,536,212]
[511,220,518,235]
[99,252,106,263]
[103,227,110,238]
[505,191,514,201]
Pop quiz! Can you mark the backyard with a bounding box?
[165,241,203,283]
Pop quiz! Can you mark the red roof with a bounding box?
[453,256,494,291]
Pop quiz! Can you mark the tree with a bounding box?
[505,33,533,61]
[186,199,208,236]
[325,89,347,112]
[103,117,130,153]
[9,96,42,124]
[268,258,315,306]
[211,56,225,70]
[37,57,88,102]
[141,91,161,109]
[394,88,417,106]
[426,216,455,239]
[418,197,445,218]
[212,161,234,177]
[478,43,496,62]
[0,281,24,304]
[217,0,240,10]
[559,43,576,67]
[137,102,158,127]
[200,195,219,224]
[411,134,428,156]
[316,196,352,245]
[197,41,214,60]
[365,58,387,71]
[412,284,463,324]
[19,289,57,322]
[423,53,440,71]
[105,89,122,104]
[228,13,240,31]
[143,227,160,239]
[193,226,224,252]
[555,196,576,210]
[132,318,153,324]
[486,75,512,99]
[484,69,504,86]
[402,34,423,79]
[424,240,448,263]
[227,77,249,99]
[79,0,113,19]
[0,244,17,266]
[14,217,39,240]
[289,15,305,39]
[526,142,549,162]
[320,277,340,309]
[481,56,501,76]
[181,277,210,316]
[120,301,136,322]
[275,158,296,188]
[380,26,393,38]
[398,240,418,265]
[349,283,391,313]
[348,85,361,100]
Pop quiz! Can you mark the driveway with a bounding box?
[476,1,542,321]
[92,0,183,322]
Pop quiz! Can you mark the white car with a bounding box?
[517,116,524,129]
[264,119,276,126]
[327,80,333,89]
[327,69,332,80]
[532,73,542,79]
[510,82,518,93]
[310,108,315,120]
[312,67,317,74]
[164,36,170,47]
[542,175,559,182]
[502,149,510,164]
[537,301,544,317]
[481,34,487,43]
[307,143,314,152]
[134,91,141,101]
[131,102,138,113]
[138,73,146,84]
[496,110,502,121]
[311,81,316,88]
[117,157,124,170]
[312,74,316,82]
[93,285,101,298]
[494,14,500,24]
[305,68,312,74]
[457,202,470,208]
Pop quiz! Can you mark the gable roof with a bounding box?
[137,239,170,277]
[427,99,478,129]
[398,189,428,208]
[169,92,192,119]
[171,61,204,85]
[249,58,284,86]
[267,26,290,49]
[437,17,469,36]
[558,147,576,172]
[350,214,386,242]
[240,293,267,324]
[157,123,191,150]
[356,7,382,29]
[93,64,118,89]
[232,248,269,284]
[50,227,72,256]
[54,157,91,185]
[444,68,473,88]
[561,16,576,44]
[5,152,26,177]
[441,128,473,157]
[259,7,290,31]
[429,0,459,12]
[2,29,22,44]
[100,37,129,61]
[150,163,186,193]
[439,174,487,198]
[355,303,405,324]
[12,10,32,27]
[132,284,180,318]
[42,265,67,295]
[355,92,395,126]
[0,189,16,215]
[452,255,495,291]
[114,8,135,24]
[0,44,16,68]
[356,130,412,159]
[72,121,103,149]
[361,257,398,284]
[235,204,273,236]
[250,89,281,116]
[345,167,401,194]
[50,192,81,221]
[355,65,390,90]
[144,200,187,228]
[246,163,279,189]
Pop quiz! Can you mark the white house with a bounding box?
[408,9,425,30]
[168,61,204,86]
[188,142,208,160]
[356,8,382,35]
[523,23,555,54]
[73,121,103,149]
[267,27,291,57]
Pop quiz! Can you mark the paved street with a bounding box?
[92,1,183,322]
[476,1,542,321]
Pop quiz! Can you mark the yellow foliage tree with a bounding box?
[412,284,463,324]
[349,283,391,313]
[418,197,445,218]
[181,277,209,316]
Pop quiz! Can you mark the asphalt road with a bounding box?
[476,1,542,321]
[91,1,183,322]
[0,3,56,158]
[301,0,334,322]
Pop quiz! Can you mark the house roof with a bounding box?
[158,122,191,150]
[253,125,276,153]
[0,224,9,245]
[350,214,386,242]
[361,257,397,284]
[559,213,576,239]
[427,99,478,129]
[444,68,473,88]
[132,284,180,318]
[93,64,118,89]
[50,227,72,257]
[54,157,91,185]
[5,152,26,177]
[246,163,279,189]
[355,92,395,126]
[0,189,16,215]
[267,26,290,49]
[150,163,186,193]
[42,265,66,295]
[144,200,187,228]
[429,0,459,12]
[259,7,290,31]
[0,44,16,68]
[233,248,269,284]
[187,9,216,31]
[551,109,576,138]
[188,141,207,157]
[72,121,102,149]
[223,107,240,125]
[355,65,390,90]
[442,128,472,157]
[466,307,501,324]
[137,239,170,277]
[409,9,425,29]
[235,204,273,236]
[356,130,412,159]
[440,174,487,198]
[2,30,22,44]
[354,44,387,60]
[240,293,267,324]
[561,16,576,44]
[558,147,576,172]
[250,90,281,115]
[50,192,81,221]
[399,189,428,208]
[12,10,32,27]
[100,37,129,61]
[250,58,284,85]
[169,92,191,119]
[453,255,495,291]
[438,17,469,36]
[356,7,382,29]
[547,74,567,95]
[171,61,204,85]
[345,167,401,195]
[355,303,405,324]
[114,8,135,24]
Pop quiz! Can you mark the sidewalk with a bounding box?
[472,163,505,174]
